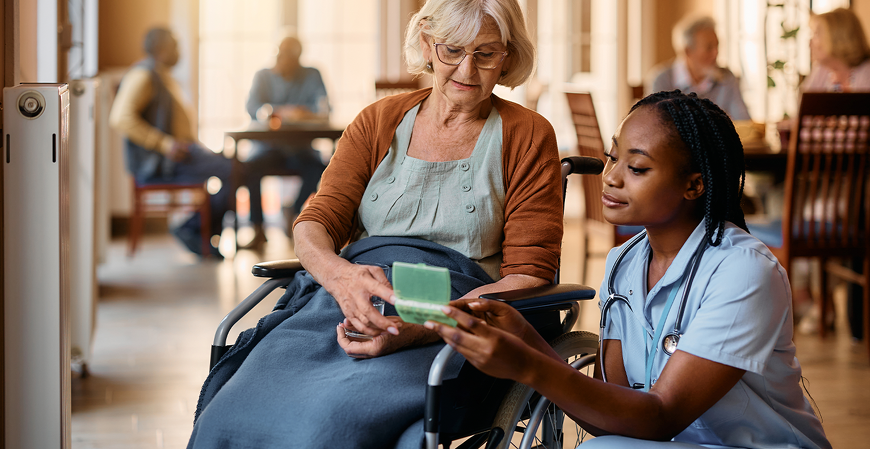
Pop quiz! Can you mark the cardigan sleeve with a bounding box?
[498,101,563,281]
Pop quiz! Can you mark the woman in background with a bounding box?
[803,7,870,92]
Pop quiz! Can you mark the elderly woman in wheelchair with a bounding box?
[187,1,579,447]
[428,91,832,448]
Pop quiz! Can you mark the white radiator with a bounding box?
[3,83,72,449]
[69,78,99,372]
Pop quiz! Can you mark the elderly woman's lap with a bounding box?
[579,436,727,449]
[188,281,454,448]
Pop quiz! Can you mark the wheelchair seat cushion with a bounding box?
[188,236,493,449]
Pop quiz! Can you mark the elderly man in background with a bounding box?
[110,27,233,258]
[649,15,751,120]
[241,35,330,250]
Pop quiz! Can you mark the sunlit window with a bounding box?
[198,0,284,151]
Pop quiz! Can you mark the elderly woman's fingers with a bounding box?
[346,309,399,337]
[336,323,377,359]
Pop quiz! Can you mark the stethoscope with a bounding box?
[598,230,707,391]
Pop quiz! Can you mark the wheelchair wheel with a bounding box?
[488,330,598,449]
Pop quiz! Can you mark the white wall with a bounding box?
[36,0,58,82]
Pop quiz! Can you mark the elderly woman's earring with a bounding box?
[427,61,433,71]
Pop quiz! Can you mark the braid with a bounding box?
[630,90,748,246]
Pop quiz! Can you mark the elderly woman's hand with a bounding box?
[319,259,400,337]
[336,317,407,358]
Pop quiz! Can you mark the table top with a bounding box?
[224,122,345,141]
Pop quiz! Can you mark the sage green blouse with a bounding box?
[357,103,505,280]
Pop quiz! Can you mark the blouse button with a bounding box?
[386,176,396,184]
[459,162,470,171]
[462,185,471,192]
[465,204,475,213]
[369,193,378,201]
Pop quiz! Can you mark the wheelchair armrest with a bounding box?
[479,283,596,312]
[252,259,304,278]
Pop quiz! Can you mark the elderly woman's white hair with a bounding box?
[671,14,717,54]
[403,0,535,89]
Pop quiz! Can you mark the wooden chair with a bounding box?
[751,92,869,358]
[128,181,211,257]
[375,79,420,100]
[565,92,642,283]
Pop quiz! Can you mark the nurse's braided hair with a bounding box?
[630,90,748,246]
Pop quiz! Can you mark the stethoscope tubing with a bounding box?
[599,230,708,386]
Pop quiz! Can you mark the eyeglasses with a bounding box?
[433,43,508,70]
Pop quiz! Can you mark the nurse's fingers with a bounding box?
[440,305,489,334]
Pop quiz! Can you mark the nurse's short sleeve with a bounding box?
[676,247,791,374]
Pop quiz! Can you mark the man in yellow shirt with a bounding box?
[110,27,233,258]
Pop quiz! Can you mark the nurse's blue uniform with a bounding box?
[590,221,830,448]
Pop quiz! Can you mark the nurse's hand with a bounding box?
[448,299,533,341]
[425,305,539,383]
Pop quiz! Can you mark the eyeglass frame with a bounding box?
[433,43,508,70]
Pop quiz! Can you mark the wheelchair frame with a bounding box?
[209,157,604,449]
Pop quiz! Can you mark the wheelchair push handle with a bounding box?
[561,156,605,175]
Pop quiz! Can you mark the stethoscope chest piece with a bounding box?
[662,333,680,356]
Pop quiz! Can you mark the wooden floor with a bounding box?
[72,219,870,448]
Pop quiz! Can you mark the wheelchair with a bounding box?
[209,156,604,449]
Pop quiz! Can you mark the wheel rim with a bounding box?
[488,331,598,449]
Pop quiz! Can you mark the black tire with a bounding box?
[488,331,599,449]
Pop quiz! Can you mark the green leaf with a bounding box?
[772,60,786,70]
[781,28,799,39]
[768,76,776,88]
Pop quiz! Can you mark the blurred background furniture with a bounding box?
[128,182,212,257]
[224,123,345,245]
[374,79,420,100]
[748,92,869,361]
[565,92,642,283]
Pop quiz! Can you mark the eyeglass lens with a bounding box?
[435,44,506,69]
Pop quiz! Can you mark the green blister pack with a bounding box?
[392,262,456,327]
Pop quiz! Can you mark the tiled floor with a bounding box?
[71,219,870,448]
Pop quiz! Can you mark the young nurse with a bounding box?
[426,90,831,448]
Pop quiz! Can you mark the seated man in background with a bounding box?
[110,27,233,258]
[242,34,329,250]
[650,14,751,120]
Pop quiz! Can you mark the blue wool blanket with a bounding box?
[188,236,493,449]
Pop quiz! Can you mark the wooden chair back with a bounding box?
[374,80,420,100]
[565,92,608,226]
[783,93,870,259]
[128,181,212,257]
[781,92,870,347]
